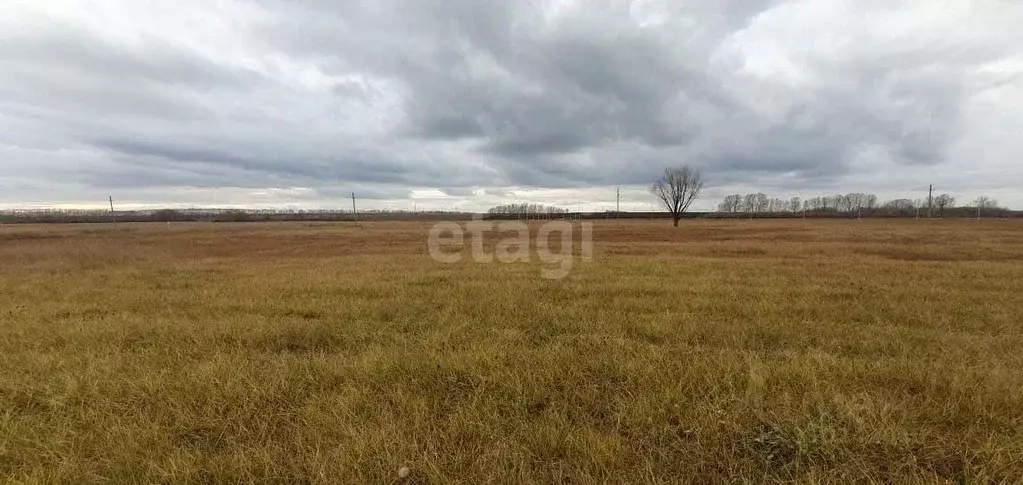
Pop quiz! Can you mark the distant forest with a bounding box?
[0,198,1017,224]
[715,192,1007,218]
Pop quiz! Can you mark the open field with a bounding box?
[1,219,1022,483]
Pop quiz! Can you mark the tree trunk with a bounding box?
[673,215,679,227]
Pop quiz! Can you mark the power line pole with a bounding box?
[927,185,933,218]
[616,187,620,225]
[109,196,115,225]
[351,192,357,224]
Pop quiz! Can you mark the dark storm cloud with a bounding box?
[263,0,725,156]
[1,0,1021,208]
[90,137,478,187]
[96,140,255,168]
[0,27,255,88]
[257,0,1013,187]
[0,27,259,125]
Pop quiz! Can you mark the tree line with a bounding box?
[716,192,1003,217]
[649,165,1014,226]
[485,203,570,220]
[486,203,568,215]
[0,208,472,224]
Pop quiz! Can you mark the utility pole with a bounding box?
[351,192,357,223]
[616,187,620,225]
[109,196,115,225]
[927,185,933,218]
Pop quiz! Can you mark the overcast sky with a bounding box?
[1,0,1021,211]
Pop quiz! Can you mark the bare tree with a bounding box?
[934,194,955,217]
[651,166,704,227]
[865,194,878,211]
[718,194,743,213]
[972,196,999,219]
[767,198,787,213]
[742,193,758,215]
[883,199,916,216]
[754,193,769,213]
[789,197,801,213]
[972,196,998,209]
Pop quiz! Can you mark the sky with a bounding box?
[1,0,1021,212]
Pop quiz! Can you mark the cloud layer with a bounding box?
[2,0,1021,210]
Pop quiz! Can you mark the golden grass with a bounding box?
[1,219,1022,483]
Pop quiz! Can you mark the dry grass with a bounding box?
[1,219,1022,483]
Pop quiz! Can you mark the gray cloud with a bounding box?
[1,0,1021,210]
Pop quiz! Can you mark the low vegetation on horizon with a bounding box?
[1,220,1022,482]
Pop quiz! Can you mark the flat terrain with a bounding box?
[1,219,1022,483]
